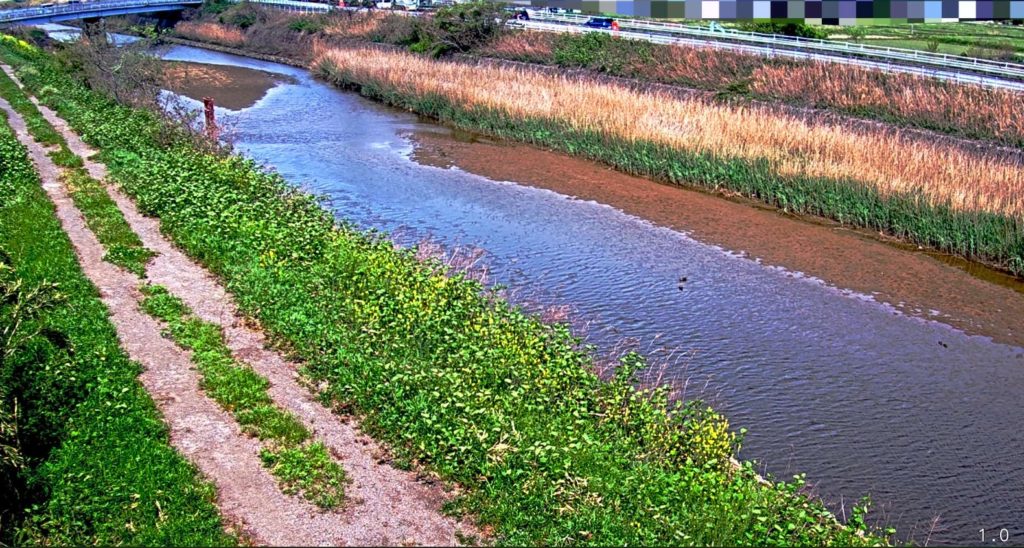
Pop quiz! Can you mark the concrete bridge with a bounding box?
[0,0,202,26]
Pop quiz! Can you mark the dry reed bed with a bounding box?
[749,63,1024,145]
[314,45,1024,218]
[482,31,1024,146]
[175,21,246,47]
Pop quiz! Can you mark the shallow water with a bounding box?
[155,44,1024,544]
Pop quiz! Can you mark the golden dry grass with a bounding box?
[314,44,1024,218]
[750,63,1024,146]
[175,21,246,47]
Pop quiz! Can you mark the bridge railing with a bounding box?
[0,0,202,23]
[528,11,1024,81]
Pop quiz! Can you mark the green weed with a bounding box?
[139,284,346,508]
[0,68,155,277]
[0,109,233,546]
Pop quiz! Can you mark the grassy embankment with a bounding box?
[820,21,1024,60]
[478,31,1024,148]
[1,38,891,546]
[0,40,348,509]
[0,58,154,276]
[174,6,1024,149]
[139,284,347,509]
[0,98,232,546]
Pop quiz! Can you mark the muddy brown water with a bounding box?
[147,44,1024,545]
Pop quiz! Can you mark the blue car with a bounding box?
[583,17,620,30]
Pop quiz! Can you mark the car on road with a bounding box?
[584,17,619,31]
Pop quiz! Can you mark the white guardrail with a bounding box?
[513,19,1024,91]
[0,0,202,23]
[9,0,1019,90]
[529,10,1024,82]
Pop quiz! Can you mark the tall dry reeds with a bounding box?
[314,45,1024,218]
[750,62,1024,146]
[174,21,245,48]
[479,31,557,64]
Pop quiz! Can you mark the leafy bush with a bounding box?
[288,15,328,34]
[419,1,508,56]
[736,21,828,39]
[552,32,655,75]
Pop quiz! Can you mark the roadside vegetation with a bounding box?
[140,284,347,509]
[820,21,1024,61]
[1,36,892,545]
[0,108,232,545]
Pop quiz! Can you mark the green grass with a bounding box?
[0,64,80,167]
[0,109,233,546]
[0,38,892,546]
[823,21,1024,55]
[139,284,347,509]
[0,64,155,277]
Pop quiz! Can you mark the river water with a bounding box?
[150,44,1024,544]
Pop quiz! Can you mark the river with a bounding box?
[142,43,1023,545]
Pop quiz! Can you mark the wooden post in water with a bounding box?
[203,96,218,141]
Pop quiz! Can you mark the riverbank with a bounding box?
[1,36,888,546]
[311,44,1024,275]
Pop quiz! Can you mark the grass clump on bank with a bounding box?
[61,168,155,276]
[0,38,891,545]
[0,110,233,546]
[0,62,155,276]
[139,284,346,509]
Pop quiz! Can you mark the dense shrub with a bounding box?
[735,21,828,39]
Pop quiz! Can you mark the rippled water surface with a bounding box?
[157,44,1024,544]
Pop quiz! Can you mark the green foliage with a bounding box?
[0,110,232,546]
[0,66,75,160]
[261,442,347,509]
[200,0,234,16]
[62,169,155,277]
[736,21,828,39]
[420,1,508,56]
[139,285,346,508]
[218,2,263,29]
[0,42,893,545]
[0,69,155,277]
[288,16,328,34]
[552,32,655,75]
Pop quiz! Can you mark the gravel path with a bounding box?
[1,65,474,546]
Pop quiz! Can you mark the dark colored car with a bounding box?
[583,17,620,30]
